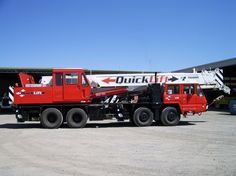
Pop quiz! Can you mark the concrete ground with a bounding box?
[0,111,236,176]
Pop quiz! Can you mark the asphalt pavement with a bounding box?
[0,111,236,176]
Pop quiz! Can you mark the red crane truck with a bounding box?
[12,68,207,128]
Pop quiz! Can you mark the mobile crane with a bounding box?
[10,68,207,128]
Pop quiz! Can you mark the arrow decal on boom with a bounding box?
[102,77,116,84]
[168,76,178,82]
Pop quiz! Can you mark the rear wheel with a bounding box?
[133,107,153,127]
[66,108,88,128]
[160,107,180,126]
[40,108,63,129]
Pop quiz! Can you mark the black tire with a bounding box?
[40,108,63,129]
[160,107,180,126]
[66,108,88,128]
[133,107,153,127]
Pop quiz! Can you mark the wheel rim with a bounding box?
[139,111,149,122]
[167,111,177,122]
[47,113,58,123]
[72,113,83,123]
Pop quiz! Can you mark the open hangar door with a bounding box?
[214,64,236,108]
[201,65,236,108]
[0,73,20,95]
[0,73,20,110]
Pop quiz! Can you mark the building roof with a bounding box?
[1,57,235,74]
[0,67,154,75]
[174,57,236,72]
[0,67,52,74]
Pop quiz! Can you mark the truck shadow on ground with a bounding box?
[218,112,235,116]
[0,111,14,115]
[0,120,206,129]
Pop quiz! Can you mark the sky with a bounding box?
[0,0,235,72]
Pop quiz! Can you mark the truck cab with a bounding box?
[14,69,92,105]
[163,83,207,115]
[52,69,91,103]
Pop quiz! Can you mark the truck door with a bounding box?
[81,73,91,99]
[164,84,181,103]
[63,72,84,102]
[53,72,63,102]
[196,85,207,112]
[182,84,197,112]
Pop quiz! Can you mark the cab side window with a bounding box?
[56,73,63,86]
[184,85,194,94]
[167,85,180,95]
[65,73,78,84]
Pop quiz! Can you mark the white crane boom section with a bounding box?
[87,68,230,94]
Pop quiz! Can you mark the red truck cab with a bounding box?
[14,69,92,105]
[163,83,207,115]
[52,69,92,103]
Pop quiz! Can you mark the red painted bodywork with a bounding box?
[14,69,128,105]
[19,73,36,86]
[90,87,128,99]
[163,83,207,114]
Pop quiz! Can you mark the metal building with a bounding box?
[175,57,236,107]
[175,57,236,92]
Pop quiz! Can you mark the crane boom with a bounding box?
[87,68,230,94]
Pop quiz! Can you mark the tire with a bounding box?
[66,108,88,128]
[160,107,180,126]
[40,108,63,129]
[133,107,153,127]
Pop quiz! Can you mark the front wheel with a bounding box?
[160,107,180,126]
[133,107,153,127]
